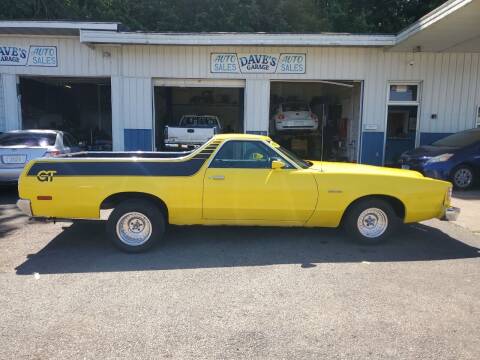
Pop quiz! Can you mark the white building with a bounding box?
[1,0,480,165]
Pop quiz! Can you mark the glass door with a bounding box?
[384,83,420,166]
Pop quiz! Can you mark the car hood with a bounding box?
[307,161,424,178]
[400,145,457,159]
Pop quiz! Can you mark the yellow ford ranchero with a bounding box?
[17,134,459,252]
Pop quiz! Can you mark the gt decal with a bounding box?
[37,170,57,182]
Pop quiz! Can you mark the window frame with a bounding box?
[208,139,297,170]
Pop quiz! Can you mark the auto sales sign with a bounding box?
[0,45,57,67]
[211,53,305,74]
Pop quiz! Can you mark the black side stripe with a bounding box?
[27,142,221,177]
[27,158,207,177]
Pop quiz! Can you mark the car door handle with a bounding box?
[209,175,225,180]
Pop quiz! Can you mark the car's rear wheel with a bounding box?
[106,199,165,253]
[343,199,400,245]
[451,165,475,190]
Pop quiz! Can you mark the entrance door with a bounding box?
[384,83,420,166]
[202,140,318,222]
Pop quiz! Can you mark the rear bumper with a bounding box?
[17,198,32,217]
[0,167,23,183]
[441,206,460,221]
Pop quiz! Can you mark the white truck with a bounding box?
[164,115,221,148]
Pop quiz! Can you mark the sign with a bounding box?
[0,45,57,67]
[211,53,305,74]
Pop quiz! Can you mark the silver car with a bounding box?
[0,130,81,184]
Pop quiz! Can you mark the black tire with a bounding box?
[343,198,400,245]
[106,199,166,253]
[451,165,475,190]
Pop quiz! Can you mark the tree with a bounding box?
[0,0,447,33]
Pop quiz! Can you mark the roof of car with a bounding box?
[213,133,271,141]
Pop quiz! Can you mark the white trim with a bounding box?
[80,30,396,47]
[382,81,422,165]
[153,78,245,88]
[395,0,473,44]
[0,21,118,31]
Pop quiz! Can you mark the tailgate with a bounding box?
[167,127,214,144]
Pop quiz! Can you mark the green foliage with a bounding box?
[0,0,446,33]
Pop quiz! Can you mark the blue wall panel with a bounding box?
[419,132,453,146]
[360,132,384,165]
[124,129,152,151]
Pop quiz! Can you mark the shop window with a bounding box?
[389,84,418,102]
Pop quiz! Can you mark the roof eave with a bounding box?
[79,30,396,47]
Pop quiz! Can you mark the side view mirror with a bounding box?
[271,160,286,170]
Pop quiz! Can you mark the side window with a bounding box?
[62,134,72,147]
[63,133,76,147]
[210,140,291,169]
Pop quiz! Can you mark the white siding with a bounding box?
[0,35,119,77]
[0,75,4,131]
[244,79,270,133]
[119,45,480,134]
[1,73,19,130]
[1,34,479,148]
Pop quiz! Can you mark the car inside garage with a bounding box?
[269,81,362,162]
[153,80,244,150]
[19,76,112,150]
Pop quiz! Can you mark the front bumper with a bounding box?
[441,206,460,221]
[16,199,32,217]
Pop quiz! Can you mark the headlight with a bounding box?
[426,153,453,164]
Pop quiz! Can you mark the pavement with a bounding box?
[452,190,480,234]
[0,187,480,359]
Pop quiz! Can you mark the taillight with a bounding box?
[45,150,61,157]
[276,113,285,121]
[310,112,318,122]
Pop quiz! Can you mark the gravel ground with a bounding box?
[1,188,479,359]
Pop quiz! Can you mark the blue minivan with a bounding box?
[398,128,480,190]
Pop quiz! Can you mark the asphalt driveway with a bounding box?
[1,187,479,359]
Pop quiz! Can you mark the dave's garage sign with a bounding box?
[211,53,305,74]
[0,45,57,67]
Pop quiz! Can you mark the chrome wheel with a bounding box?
[357,208,388,238]
[116,212,152,246]
[453,168,473,189]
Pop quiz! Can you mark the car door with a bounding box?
[202,140,318,222]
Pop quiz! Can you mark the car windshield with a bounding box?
[432,129,480,148]
[268,141,312,168]
[283,103,309,112]
[0,132,56,147]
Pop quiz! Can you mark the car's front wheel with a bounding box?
[451,165,475,190]
[106,199,166,253]
[343,199,400,245]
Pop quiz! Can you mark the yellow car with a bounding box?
[17,134,459,252]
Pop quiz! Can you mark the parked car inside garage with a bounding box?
[272,102,319,132]
[398,128,480,189]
